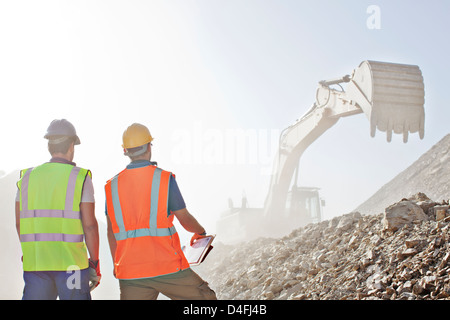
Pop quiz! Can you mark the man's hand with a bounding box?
[88,259,101,291]
[190,232,207,246]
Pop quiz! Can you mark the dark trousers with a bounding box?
[22,269,91,300]
[119,268,217,300]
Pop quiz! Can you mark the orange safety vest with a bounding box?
[105,164,190,280]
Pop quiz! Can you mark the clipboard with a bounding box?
[182,235,215,266]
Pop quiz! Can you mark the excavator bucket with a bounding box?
[346,60,425,142]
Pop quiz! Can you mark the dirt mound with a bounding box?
[197,134,450,300]
[196,194,450,300]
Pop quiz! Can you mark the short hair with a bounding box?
[125,143,150,160]
[47,136,76,155]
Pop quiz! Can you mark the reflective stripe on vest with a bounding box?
[110,167,177,241]
[18,163,89,271]
[20,233,84,242]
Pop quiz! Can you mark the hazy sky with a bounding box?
[1,1,449,243]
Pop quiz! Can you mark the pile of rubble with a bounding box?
[197,193,450,300]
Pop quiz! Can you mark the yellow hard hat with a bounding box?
[122,123,154,149]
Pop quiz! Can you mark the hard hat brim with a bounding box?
[121,137,153,149]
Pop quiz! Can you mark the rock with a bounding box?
[417,201,438,217]
[386,286,396,295]
[412,283,425,295]
[408,192,430,202]
[434,205,449,221]
[397,280,413,294]
[263,291,275,299]
[288,293,306,300]
[402,248,418,257]
[398,292,416,300]
[405,239,420,248]
[383,200,428,231]
[437,288,450,299]
[420,276,436,291]
[337,212,361,231]
[439,252,450,269]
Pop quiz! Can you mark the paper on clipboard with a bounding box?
[182,235,215,266]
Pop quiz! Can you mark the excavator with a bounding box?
[216,60,425,244]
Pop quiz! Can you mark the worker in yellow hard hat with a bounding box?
[15,119,101,300]
[104,123,217,300]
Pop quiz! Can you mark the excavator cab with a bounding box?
[285,186,323,227]
[216,186,324,244]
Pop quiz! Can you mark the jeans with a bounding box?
[22,269,91,300]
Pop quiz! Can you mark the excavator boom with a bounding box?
[263,60,425,223]
[217,60,425,243]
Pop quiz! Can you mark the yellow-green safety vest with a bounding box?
[17,162,91,271]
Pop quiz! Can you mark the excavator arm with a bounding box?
[263,60,425,219]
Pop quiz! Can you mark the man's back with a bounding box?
[105,163,190,279]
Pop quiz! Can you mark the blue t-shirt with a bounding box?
[105,160,186,216]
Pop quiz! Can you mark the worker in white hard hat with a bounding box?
[15,119,101,300]
[104,123,217,300]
